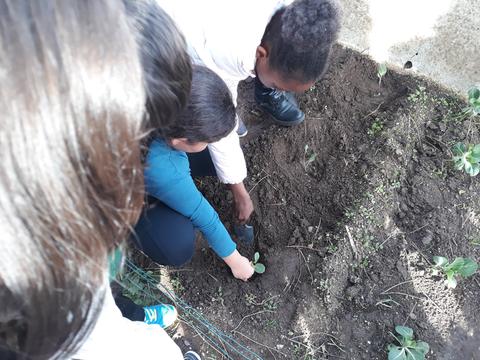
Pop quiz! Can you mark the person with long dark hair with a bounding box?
[0,1,191,358]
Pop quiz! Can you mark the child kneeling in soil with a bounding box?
[134,65,254,282]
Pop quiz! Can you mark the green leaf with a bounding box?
[470,163,480,176]
[468,87,480,101]
[406,348,427,360]
[378,63,388,77]
[445,257,465,272]
[452,143,467,156]
[433,256,448,268]
[470,144,480,159]
[396,326,414,339]
[415,341,430,355]
[308,153,317,162]
[457,258,478,277]
[388,345,406,360]
[254,252,260,263]
[254,263,265,274]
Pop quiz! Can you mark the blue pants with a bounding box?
[133,148,217,266]
[115,148,216,320]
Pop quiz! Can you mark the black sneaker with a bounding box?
[254,77,305,126]
[184,351,202,360]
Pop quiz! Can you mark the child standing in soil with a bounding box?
[133,65,255,282]
[150,0,340,231]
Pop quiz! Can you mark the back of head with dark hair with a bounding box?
[158,66,236,144]
[262,0,340,83]
[0,0,145,358]
[124,0,192,130]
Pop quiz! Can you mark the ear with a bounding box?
[256,45,269,60]
[170,138,189,147]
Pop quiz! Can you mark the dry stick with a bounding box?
[345,225,359,259]
[327,339,347,354]
[380,280,415,294]
[231,310,274,333]
[403,303,418,326]
[235,330,287,358]
[248,174,270,194]
[297,248,314,285]
[362,102,384,120]
[384,291,442,311]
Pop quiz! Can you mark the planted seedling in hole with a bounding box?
[303,144,317,171]
[388,326,429,360]
[377,62,387,88]
[251,252,265,274]
[432,256,478,288]
[452,143,480,176]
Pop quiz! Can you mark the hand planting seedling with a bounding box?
[388,325,429,360]
[432,256,478,288]
[251,252,265,274]
[452,143,480,176]
[377,62,387,88]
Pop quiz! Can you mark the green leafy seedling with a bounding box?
[303,144,317,171]
[388,326,429,360]
[377,62,387,87]
[452,143,480,176]
[466,86,480,115]
[432,256,478,289]
[252,252,265,274]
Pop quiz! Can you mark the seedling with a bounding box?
[377,63,387,88]
[303,144,317,171]
[452,143,480,176]
[251,252,265,274]
[388,326,429,360]
[432,256,478,288]
[466,86,480,116]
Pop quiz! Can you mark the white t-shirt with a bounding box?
[157,0,289,184]
[72,286,183,360]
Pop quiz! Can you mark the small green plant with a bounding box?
[432,256,478,288]
[388,326,429,360]
[251,252,266,274]
[368,118,384,137]
[452,143,480,176]
[377,63,387,87]
[303,144,317,171]
[466,86,480,116]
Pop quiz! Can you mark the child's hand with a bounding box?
[223,250,254,281]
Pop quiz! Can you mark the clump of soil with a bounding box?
[143,45,480,359]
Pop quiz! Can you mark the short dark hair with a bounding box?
[125,0,192,130]
[262,0,340,83]
[158,66,236,143]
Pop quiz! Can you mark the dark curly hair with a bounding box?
[262,0,340,83]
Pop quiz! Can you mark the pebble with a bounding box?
[421,231,433,246]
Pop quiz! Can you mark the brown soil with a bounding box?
[138,45,480,360]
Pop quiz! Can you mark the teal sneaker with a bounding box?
[184,351,201,360]
[143,304,177,328]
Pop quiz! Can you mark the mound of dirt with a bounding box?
[149,46,480,359]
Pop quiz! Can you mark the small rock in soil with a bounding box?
[421,231,433,246]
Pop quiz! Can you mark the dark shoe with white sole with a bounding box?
[254,77,305,126]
